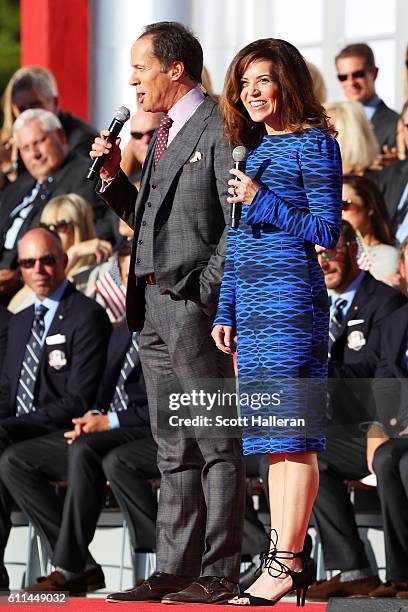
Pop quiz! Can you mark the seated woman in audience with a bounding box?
[8,194,112,312]
[342,174,399,286]
[41,194,112,274]
[325,100,379,175]
[73,219,134,324]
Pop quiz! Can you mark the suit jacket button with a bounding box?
[151,184,157,189]
[147,202,152,208]
[138,239,143,245]
[136,258,141,264]
[142,221,146,226]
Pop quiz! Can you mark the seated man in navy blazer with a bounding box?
[308,221,406,600]
[0,307,11,377]
[0,227,111,591]
[3,311,159,595]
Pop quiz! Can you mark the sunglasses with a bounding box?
[40,220,72,234]
[337,69,367,82]
[18,254,58,269]
[342,199,366,212]
[131,129,156,140]
[317,241,352,260]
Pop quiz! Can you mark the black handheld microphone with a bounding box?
[230,146,248,228]
[86,106,131,180]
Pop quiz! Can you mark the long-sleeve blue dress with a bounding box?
[214,128,342,455]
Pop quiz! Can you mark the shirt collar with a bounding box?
[333,270,366,306]
[363,94,381,110]
[35,278,68,311]
[168,86,206,125]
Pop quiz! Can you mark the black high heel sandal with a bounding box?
[231,529,315,607]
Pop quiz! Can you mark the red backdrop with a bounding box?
[20,0,89,120]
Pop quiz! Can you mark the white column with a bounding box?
[192,0,275,95]
[89,0,192,130]
[395,0,408,110]
[322,0,346,103]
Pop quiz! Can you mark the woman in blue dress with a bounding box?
[212,39,342,606]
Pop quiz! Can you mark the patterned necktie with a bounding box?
[153,115,173,167]
[109,333,140,412]
[16,304,48,416]
[328,297,347,358]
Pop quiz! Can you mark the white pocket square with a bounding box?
[188,151,202,164]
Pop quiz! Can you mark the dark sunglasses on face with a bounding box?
[337,69,367,82]
[131,129,156,140]
[18,254,57,269]
[40,220,72,233]
[317,241,352,260]
[342,199,365,210]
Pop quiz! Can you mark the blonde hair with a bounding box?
[405,44,408,101]
[306,61,327,104]
[1,66,58,144]
[40,193,96,275]
[201,66,217,99]
[324,100,379,173]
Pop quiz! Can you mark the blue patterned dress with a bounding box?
[214,128,342,455]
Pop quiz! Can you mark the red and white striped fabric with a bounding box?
[95,270,126,323]
[355,232,371,271]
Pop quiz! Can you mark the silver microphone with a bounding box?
[230,146,248,228]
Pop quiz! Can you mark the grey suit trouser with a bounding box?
[138,285,245,582]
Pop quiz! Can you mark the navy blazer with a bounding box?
[96,323,149,429]
[0,305,11,377]
[0,283,111,427]
[329,272,406,426]
[373,303,408,434]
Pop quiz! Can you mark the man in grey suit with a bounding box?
[90,22,245,605]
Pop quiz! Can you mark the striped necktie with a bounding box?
[16,304,48,416]
[109,333,140,412]
[328,297,347,358]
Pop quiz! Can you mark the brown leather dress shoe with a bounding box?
[396,587,408,598]
[106,572,195,603]
[161,576,239,604]
[369,580,408,597]
[307,573,380,600]
[23,566,105,595]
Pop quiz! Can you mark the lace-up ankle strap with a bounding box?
[255,529,306,579]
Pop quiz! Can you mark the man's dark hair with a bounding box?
[339,219,357,245]
[11,74,55,101]
[335,43,376,71]
[140,21,203,83]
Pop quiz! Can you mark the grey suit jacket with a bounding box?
[373,158,408,221]
[371,99,399,149]
[98,95,232,331]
